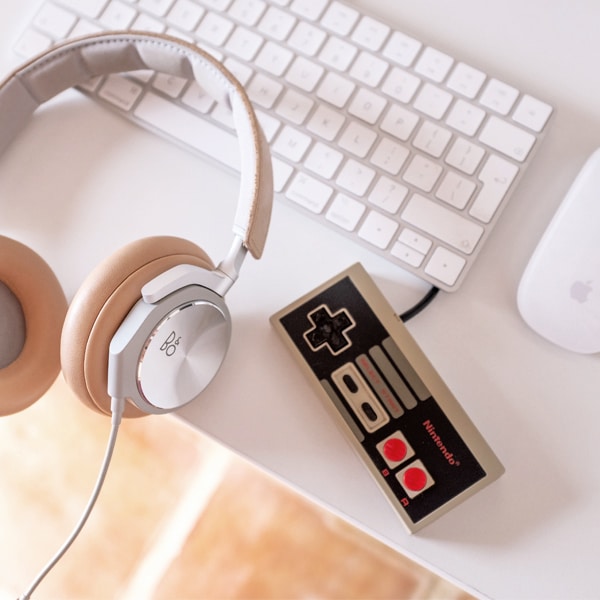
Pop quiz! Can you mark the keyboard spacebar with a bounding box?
[134,92,240,171]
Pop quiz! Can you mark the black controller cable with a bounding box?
[400,286,440,322]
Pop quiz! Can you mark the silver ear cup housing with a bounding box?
[108,284,231,414]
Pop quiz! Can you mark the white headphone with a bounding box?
[0,32,273,597]
[0,31,273,418]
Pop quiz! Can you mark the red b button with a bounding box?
[377,431,414,468]
[383,438,407,462]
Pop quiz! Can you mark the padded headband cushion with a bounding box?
[61,236,215,418]
[0,236,67,415]
[0,31,273,259]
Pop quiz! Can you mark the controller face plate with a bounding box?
[271,263,503,533]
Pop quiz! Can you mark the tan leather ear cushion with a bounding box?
[60,236,214,418]
[0,236,68,415]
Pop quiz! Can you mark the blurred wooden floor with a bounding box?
[0,377,474,599]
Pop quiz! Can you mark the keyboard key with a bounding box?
[351,15,390,52]
[436,171,476,209]
[445,99,485,136]
[255,40,294,75]
[401,194,483,254]
[319,36,357,71]
[350,51,389,87]
[446,62,486,98]
[304,141,344,178]
[382,31,421,67]
[286,173,333,213]
[100,1,137,29]
[33,4,76,38]
[223,57,254,85]
[338,121,377,158]
[402,155,442,192]
[285,55,324,92]
[78,75,103,93]
[479,78,519,115]
[211,102,235,128]
[370,138,409,175]
[424,247,466,286]
[139,0,176,17]
[167,0,205,30]
[445,138,485,175]
[336,158,376,195]
[479,116,535,162]
[133,12,167,32]
[414,46,454,82]
[258,5,296,40]
[196,12,234,45]
[368,176,408,213]
[307,104,345,140]
[290,0,328,21]
[14,29,51,58]
[128,70,154,84]
[58,0,108,18]
[152,73,187,97]
[99,75,142,110]
[398,227,432,254]
[134,92,239,168]
[412,121,452,158]
[182,81,214,112]
[380,105,419,141]
[228,0,266,25]
[381,67,420,103]
[348,88,387,124]
[392,242,425,267]
[512,94,553,133]
[287,21,326,55]
[326,194,366,230]
[320,1,359,35]
[247,72,283,107]
[359,210,398,248]
[272,124,312,161]
[316,71,355,107]
[202,0,233,9]
[470,155,519,223]
[72,18,103,37]
[412,83,453,119]
[275,88,314,124]
[225,25,264,59]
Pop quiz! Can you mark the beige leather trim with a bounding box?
[61,236,215,417]
[0,236,67,415]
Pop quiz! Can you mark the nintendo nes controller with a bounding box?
[270,263,504,533]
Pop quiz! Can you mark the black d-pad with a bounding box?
[303,305,355,354]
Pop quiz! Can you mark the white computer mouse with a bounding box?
[517,148,600,353]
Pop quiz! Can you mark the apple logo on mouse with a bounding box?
[570,280,593,303]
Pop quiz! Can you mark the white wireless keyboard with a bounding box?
[14,0,553,291]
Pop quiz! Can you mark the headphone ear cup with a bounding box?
[60,236,215,418]
[0,236,68,415]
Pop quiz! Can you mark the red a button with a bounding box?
[403,467,428,492]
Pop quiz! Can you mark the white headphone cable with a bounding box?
[19,397,125,600]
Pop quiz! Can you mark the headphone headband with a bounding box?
[0,31,273,259]
[1,36,276,585]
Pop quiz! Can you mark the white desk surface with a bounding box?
[2,1,599,598]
